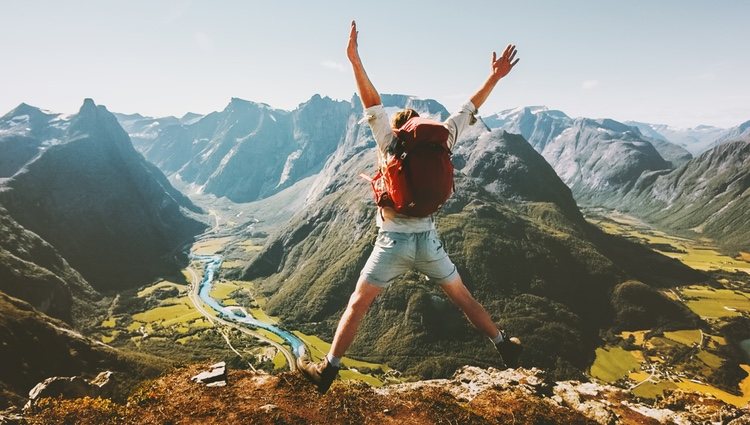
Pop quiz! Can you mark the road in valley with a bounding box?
[185,263,298,371]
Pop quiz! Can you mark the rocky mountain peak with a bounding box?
[2,103,46,120]
[454,129,583,222]
[483,106,573,152]
[380,94,450,120]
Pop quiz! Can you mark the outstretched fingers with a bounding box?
[502,44,512,58]
[349,20,358,42]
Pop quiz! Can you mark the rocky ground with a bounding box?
[5,363,748,424]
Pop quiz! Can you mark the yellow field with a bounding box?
[590,346,641,382]
[339,369,386,387]
[273,351,287,370]
[101,330,120,344]
[588,212,750,274]
[619,330,646,345]
[221,260,246,269]
[209,281,243,301]
[697,351,724,368]
[132,301,195,323]
[674,364,750,407]
[256,329,285,345]
[176,335,195,344]
[291,331,391,372]
[663,330,702,346]
[237,240,263,253]
[664,247,750,274]
[161,310,203,327]
[101,317,117,328]
[249,307,278,324]
[679,286,750,318]
[629,371,678,399]
[192,237,234,255]
[137,280,186,298]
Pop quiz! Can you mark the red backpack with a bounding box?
[363,117,454,217]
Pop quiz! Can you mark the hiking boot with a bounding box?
[495,333,523,368]
[296,354,340,394]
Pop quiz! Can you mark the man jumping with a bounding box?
[297,20,522,394]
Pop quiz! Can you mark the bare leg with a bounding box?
[439,273,500,338]
[328,277,382,358]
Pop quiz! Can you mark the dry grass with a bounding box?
[25,364,599,425]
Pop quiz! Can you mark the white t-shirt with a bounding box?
[363,101,478,233]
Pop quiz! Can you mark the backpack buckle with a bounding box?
[400,152,408,160]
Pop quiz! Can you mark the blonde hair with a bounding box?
[391,108,420,129]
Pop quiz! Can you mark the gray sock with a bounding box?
[491,331,505,345]
[326,353,342,368]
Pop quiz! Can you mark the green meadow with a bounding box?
[589,346,641,382]
[678,285,750,318]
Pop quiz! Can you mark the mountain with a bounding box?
[539,118,672,206]
[714,120,750,146]
[482,106,572,152]
[0,291,168,410]
[0,206,100,325]
[0,100,206,290]
[622,139,750,252]
[243,97,703,380]
[625,121,727,156]
[483,107,692,167]
[117,95,352,203]
[112,112,181,151]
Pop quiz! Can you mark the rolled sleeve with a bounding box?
[443,101,478,150]
[363,104,394,155]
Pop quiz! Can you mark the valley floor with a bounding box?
[585,208,750,406]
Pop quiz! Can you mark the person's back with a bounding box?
[296,20,522,394]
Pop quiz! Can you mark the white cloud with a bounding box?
[582,80,600,90]
[194,32,214,52]
[321,60,346,72]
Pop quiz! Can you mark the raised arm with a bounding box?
[469,44,519,110]
[347,21,381,108]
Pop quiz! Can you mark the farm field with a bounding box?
[586,209,750,406]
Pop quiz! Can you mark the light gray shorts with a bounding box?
[360,229,459,288]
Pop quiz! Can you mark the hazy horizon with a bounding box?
[2,0,749,128]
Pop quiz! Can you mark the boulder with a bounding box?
[24,371,113,411]
[190,362,227,387]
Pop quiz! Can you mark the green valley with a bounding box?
[586,209,750,406]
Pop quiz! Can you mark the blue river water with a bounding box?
[191,254,305,358]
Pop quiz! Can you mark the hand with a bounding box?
[347,20,360,63]
[490,44,519,81]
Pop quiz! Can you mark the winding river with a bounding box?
[191,253,305,358]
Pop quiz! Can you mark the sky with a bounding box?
[1,1,748,128]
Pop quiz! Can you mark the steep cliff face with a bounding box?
[243,99,701,379]
[483,106,572,152]
[622,139,750,252]
[454,129,582,223]
[0,292,167,410]
[0,207,99,325]
[540,118,672,206]
[121,95,352,203]
[0,100,206,290]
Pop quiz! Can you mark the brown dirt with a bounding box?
[26,363,598,425]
